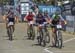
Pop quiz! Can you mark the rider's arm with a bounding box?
[3,15,7,21]
[59,15,64,21]
[59,15,67,24]
[3,15,8,23]
[45,17,50,24]
[15,15,19,23]
[52,14,55,19]
[24,14,28,21]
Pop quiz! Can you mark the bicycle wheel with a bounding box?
[31,28,35,40]
[42,40,46,47]
[42,29,46,47]
[37,31,42,45]
[45,31,50,43]
[9,26,13,41]
[7,28,10,37]
[57,31,63,49]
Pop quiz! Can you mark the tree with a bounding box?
[32,0,56,5]
[0,0,10,5]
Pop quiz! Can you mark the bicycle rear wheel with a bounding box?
[9,26,13,41]
[37,32,42,45]
[7,28,10,37]
[46,31,50,43]
[42,29,46,47]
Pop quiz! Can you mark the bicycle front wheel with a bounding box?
[57,31,63,49]
[31,28,35,40]
[46,31,50,43]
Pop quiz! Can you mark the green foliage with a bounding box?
[0,0,10,5]
[32,0,55,5]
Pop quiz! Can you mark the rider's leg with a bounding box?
[12,25,15,33]
[37,25,41,39]
[27,22,30,33]
[52,27,56,46]
[37,25,40,32]
[6,23,9,35]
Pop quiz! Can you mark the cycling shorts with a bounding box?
[28,21,34,26]
[8,22,14,26]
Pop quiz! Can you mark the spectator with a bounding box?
[34,5,39,15]
[31,5,39,16]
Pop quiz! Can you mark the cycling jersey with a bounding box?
[36,15,46,24]
[52,19,59,25]
[7,15,15,22]
[51,14,64,25]
[25,14,34,21]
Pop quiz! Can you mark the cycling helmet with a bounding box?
[53,12,59,19]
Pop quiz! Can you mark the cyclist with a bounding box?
[34,5,39,15]
[31,5,39,16]
[24,10,35,35]
[50,12,67,47]
[35,11,50,39]
[5,8,17,34]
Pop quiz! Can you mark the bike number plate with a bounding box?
[56,25,62,29]
[39,24,44,27]
[39,24,42,26]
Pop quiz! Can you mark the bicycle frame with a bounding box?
[37,24,50,47]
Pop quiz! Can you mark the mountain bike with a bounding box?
[37,23,50,47]
[27,21,35,40]
[53,24,63,49]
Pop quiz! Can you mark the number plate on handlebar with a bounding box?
[56,25,62,29]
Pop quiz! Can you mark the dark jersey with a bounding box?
[52,19,59,25]
[36,15,46,24]
[7,15,15,22]
[51,14,64,25]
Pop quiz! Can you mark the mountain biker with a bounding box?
[24,10,35,32]
[35,11,50,39]
[4,8,17,33]
[50,12,67,47]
